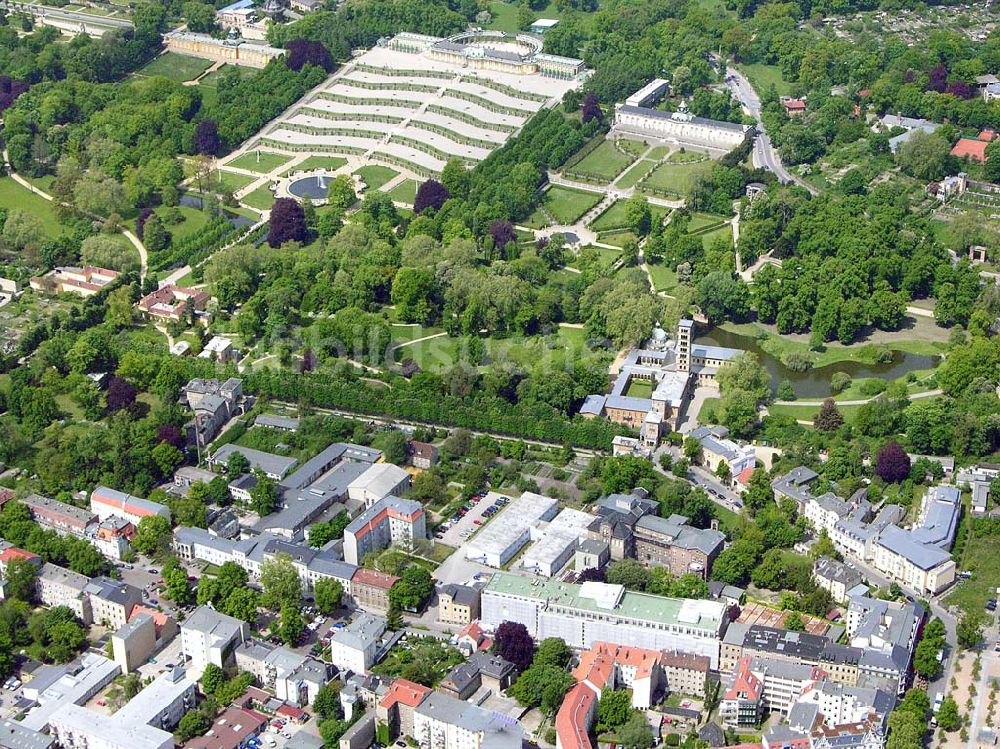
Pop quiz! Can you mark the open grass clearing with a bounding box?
[285,156,348,175]
[946,522,1000,619]
[385,179,419,204]
[600,231,640,249]
[641,160,713,197]
[156,204,211,241]
[699,225,732,249]
[590,200,670,232]
[738,63,794,97]
[226,151,294,174]
[354,165,399,191]
[625,378,653,398]
[0,178,63,236]
[571,140,636,181]
[209,170,257,194]
[390,323,445,345]
[667,149,708,163]
[716,321,948,368]
[615,160,656,189]
[687,212,730,232]
[240,186,276,212]
[135,52,212,82]
[647,262,678,294]
[542,186,602,225]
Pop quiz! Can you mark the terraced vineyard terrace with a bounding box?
[246,32,583,178]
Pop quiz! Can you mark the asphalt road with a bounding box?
[721,64,819,196]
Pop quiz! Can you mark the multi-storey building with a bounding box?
[720,625,863,688]
[412,691,523,749]
[720,657,765,727]
[36,563,92,624]
[633,514,725,578]
[350,569,399,613]
[438,584,481,626]
[234,640,330,706]
[481,573,727,667]
[343,495,426,565]
[84,577,142,629]
[181,606,250,673]
[47,666,196,749]
[21,494,96,536]
[660,650,710,697]
[90,486,171,526]
[328,614,386,675]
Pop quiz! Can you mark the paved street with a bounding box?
[721,64,819,196]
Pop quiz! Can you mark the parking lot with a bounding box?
[436,491,510,547]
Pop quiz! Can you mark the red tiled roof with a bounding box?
[380,679,431,710]
[736,467,755,486]
[556,683,597,749]
[573,642,663,687]
[0,548,40,564]
[979,129,997,141]
[724,657,763,702]
[783,99,806,111]
[660,649,710,673]
[351,567,400,590]
[276,705,305,720]
[0,489,15,504]
[950,138,988,162]
[184,707,266,749]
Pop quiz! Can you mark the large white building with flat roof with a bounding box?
[465,493,559,568]
[481,573,727,667]
[47,667,196,749]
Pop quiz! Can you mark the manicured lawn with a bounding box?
[647,262,678,293]
[156,205,210,241]
[485,0,519,32]
[285,156,348,175]
[240,186,276,211]
[739,63,794,97]
[390,324,445,345]
[402,334,460,370]
[210,170,257,194]
[642,160,714,197]
[615,160,655,189]
[625,378,653,398]
[590,200,670,232]
[542,186,602,225]
[600,230,640,248]
[354,165,399,191]
[571,140,636,181]
[687,212,729,232]
[646,146,672,160]
[567,246,619,268]
[0,178,63,236]
[226,151,294,174]
[768,402,865,423]
[26,174,56,194]
[523,207,551,229]
[386,179,419,204]
[667,149,707,163]
[699,225,733,250]
[135,52,213,82]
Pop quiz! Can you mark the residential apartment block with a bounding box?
[343,495,426,565]
[413,691,523,749]
[328,614,387,675]
[84,577,142,629]
[90,486,171,526]
[181,606,250,673]
[234,640,331,706]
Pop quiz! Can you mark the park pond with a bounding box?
[695,327,940,399]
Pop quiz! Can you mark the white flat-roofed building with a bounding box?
[465,492,559,568]
[181,606,250,674]
[625,79,669,108]
[520,508,593,577]
[21,655,121,732]
[47,666,196,749]
[481,572,727,667]
[413,691,523,749]
[328,614,386,675]
[90,486,171,526]
[347,463,412,508]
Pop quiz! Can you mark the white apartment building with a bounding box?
[37,563,92,625]
[413,692,523,749]
[181,606,250,674]
[235,640,330,707]
[328,614,386,675]
[47,667,196,749]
